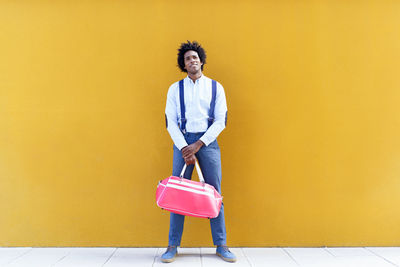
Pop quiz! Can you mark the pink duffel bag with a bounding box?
[156,161,223,219]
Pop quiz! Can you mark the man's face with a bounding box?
[184,50,202,74]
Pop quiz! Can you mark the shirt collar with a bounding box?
[186,74,205,84]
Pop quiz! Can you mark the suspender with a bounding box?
[178,79,217,133]
[208,80,217,128]
[178,80,187,133]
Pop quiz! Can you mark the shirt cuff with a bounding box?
[199,136,214,147]
[175,140,188,151]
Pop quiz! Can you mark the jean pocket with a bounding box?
[208,140,220,149]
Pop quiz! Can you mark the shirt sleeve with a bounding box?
[199,82,228,146]
[165,83,188,150]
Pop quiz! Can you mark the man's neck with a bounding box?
[188,71,202,83]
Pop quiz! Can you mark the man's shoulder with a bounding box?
[167,80,181,93]
[169,80,180,87]
[169,77,187,88]
[202,75,214,82]
[204,77,224,91]
[202,75,221,85]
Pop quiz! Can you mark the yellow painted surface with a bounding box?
[1,0,400,246]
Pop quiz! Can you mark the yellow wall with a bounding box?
[1,0,400,247]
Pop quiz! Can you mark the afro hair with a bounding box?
[177,41,207,73]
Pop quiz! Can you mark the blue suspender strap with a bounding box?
[179,79,187,133]
[208,80,217,128]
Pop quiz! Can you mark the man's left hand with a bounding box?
[182,140,204,159]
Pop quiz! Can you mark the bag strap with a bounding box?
[208,80,217,128]
[179,160,205,184]
[179,79,187,133]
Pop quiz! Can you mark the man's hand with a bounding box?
[182,140,204,160]
[184,154,196,165]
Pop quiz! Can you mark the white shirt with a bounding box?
[165,75,228,150]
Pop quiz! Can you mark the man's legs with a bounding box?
[164,135,235,262]
[196,140,227,246]
[196,140,235,262]
[168,138,227,246]
[168,145,194,246]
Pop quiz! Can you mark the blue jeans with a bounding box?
[168,132,227,246]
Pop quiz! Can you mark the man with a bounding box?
[162,41,236,263]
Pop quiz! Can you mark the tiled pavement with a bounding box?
[1,247,400,267]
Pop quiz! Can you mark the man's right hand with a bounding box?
[184,154,196,165]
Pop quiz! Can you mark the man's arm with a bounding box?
[165,83,188,150]
[199,82,228,146]
[165,83,199,166]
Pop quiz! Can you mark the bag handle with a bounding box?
[179,160,205,184]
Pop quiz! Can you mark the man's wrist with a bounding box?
[196,140,205,149]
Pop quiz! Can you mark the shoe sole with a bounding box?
[216,252,237,263]
[161,255,176,263]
